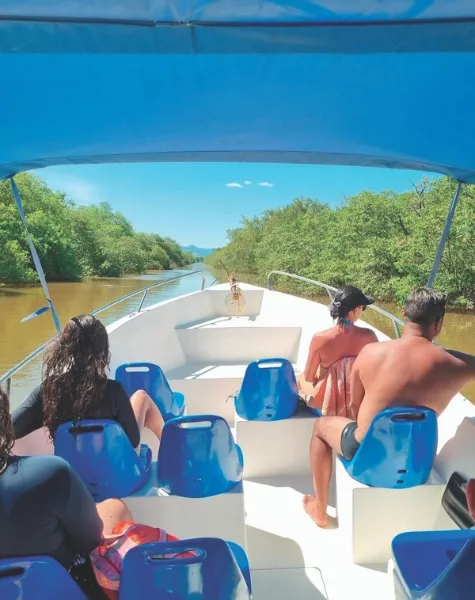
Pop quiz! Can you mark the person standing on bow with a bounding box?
[297,285,378,418]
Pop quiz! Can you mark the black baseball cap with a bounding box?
[333,285,374,313]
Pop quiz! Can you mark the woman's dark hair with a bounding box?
[329,285,374,320]
[0,386,14,474]
[330,299,346,319]
[42,314,110,439]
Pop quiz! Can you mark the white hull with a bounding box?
[13,283,475,599]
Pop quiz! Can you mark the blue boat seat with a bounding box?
[235,358,299,421]
[0,556,87,600]
[55,419,152,501]
[340,406,438,488]
[115,362,185,421]
[119,538,251,599]
[156,414,243,497]
[392,530,475,599]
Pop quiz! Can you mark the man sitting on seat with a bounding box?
[304,287,475,528]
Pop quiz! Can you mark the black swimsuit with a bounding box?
[340,421,360,461]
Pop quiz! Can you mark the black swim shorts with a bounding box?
[340,421,360,461]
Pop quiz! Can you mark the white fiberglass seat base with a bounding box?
[11,283,475,599]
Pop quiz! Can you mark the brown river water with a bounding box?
[1,264,474,408]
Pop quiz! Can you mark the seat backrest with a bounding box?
[342,406,438,488]
[236,358,299,421]
[392,531,475,599]
[55,419,151,501]
[115,362,178,420]
[119,538,251,600]
[425,538,475,599]
[156,415,243,497]
[0,556,87,600]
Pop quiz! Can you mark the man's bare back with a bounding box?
[353,335,475,441]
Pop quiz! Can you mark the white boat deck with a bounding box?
[12,283,475,599]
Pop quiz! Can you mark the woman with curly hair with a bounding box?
[12,314,164,450]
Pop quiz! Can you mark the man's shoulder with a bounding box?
[442,346,475,369]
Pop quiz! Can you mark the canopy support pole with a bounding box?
[9,177,61,334]
[427,181,462,289]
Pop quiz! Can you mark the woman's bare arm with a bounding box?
[303,335,323,383]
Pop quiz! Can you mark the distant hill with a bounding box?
[181,245,215,257]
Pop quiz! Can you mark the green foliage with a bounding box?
[206,177,475,308]
[0,173,192,282]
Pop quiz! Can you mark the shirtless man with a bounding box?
[304,287,475,528]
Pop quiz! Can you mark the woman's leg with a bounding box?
[130,389,165,443]
[96,498,134,536]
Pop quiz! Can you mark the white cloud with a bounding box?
[41,171,99,204]
[258,181,275,187]
[226,182,243,188]
[244,181,252,185]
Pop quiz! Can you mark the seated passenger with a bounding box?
[304,287,475,528]
[0,385,131,598]
[1,386,188,599]
[12,314,164,452]
[297,285,377,417]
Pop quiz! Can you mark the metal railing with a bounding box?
[0,270,206,395]
[266,270,404,339]
[92,270,206,316]
[209,276,230,286]
[1,269,404,396]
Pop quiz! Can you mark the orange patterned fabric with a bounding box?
[303,356,357,419]
[90,522,195,600]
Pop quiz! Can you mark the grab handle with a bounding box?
[256,358,285,369]
[140,542,205,565]
[69,424,104,434]
[179,420,213,430]
[147,551,204,566]
[0,566,24,579]
[391,412,426,422]
[169,414,224,429]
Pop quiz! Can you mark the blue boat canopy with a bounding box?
[2,1,475,181]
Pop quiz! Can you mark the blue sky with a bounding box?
[40,163,437,248]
